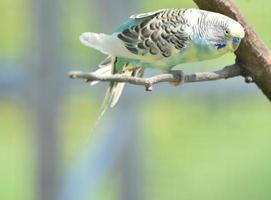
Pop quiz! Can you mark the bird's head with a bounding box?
[223,17,245,51]
[199,11,245,52]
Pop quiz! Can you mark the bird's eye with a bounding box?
[225,30,229,34]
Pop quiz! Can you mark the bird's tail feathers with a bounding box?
[98,71,132,120]
[93,56,133,121]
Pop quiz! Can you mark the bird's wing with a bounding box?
[116,9,191,60]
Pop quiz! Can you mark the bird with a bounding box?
[80,8,245,116]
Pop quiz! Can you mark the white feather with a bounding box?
[90,56,114,86]
[110,71,133,108]
[90,66,112,86]
[110,83,125,108]
[79,32,133,57]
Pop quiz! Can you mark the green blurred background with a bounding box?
[1,0,271,200]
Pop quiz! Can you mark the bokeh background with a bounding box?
[1,0,271,200]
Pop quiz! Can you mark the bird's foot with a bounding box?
[168,70,184,86]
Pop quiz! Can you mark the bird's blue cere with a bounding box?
[233,37,241,44]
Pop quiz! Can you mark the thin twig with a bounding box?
[69,64,243,91]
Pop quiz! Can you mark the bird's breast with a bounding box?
[180,41,229,62]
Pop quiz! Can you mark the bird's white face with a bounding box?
[226,18,245,51]
[199,12,245,52]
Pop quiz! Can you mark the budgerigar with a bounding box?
[80,8,245,115]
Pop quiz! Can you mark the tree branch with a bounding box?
[194,0,271,101]
[69,64,243,91]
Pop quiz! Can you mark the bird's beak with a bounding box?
[232,43,240,51]
[232,37,242,51]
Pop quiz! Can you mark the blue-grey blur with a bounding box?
[1,0,271,200]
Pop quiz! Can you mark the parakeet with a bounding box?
[80,8,245,115]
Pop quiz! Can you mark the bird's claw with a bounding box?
[169,70,184,86]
